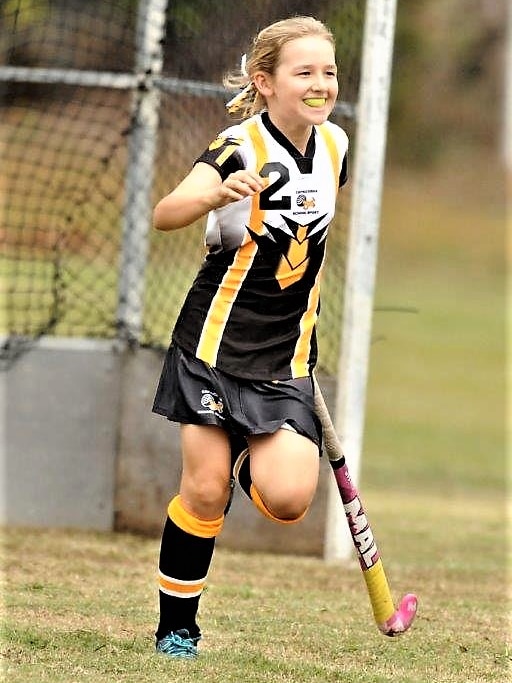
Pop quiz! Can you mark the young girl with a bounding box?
[152,15,348,658]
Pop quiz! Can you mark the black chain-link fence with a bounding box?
[0,0,364,374]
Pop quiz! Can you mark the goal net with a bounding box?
[0,0,364,373]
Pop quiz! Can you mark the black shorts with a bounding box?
[152,343,322,449]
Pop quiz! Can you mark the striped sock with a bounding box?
[156,495,224,641]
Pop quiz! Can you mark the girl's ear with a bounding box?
[253,71,274,98]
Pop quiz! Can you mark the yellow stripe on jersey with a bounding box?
[287,125,339,377]
[196,120,268,365]
[214,144,239,168]
[283,126,338,375]
[291,255,324,378]
[318,124,340,194]
[158,571,207,598]
[276,224,309,289]
[245,119,268,236]
[196,240,259,364]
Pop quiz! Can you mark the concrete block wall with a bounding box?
[1,339,338,556]
[1,338,121,530]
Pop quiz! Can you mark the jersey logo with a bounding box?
[208,135,243,151]
[296,194,316,210]
[207,136,244,168]
[246,215,327,290]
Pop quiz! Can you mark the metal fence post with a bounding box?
[324,0,397,562]
[117,0,168,342]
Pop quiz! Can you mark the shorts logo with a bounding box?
[198,390,225,419]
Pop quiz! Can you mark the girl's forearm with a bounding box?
[153,191,217,231]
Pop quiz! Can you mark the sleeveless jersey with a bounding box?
[172,112,349,380]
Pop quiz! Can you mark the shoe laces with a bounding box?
[156,629,199,658]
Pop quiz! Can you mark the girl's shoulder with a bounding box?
[195,118,261,178]
[318,119,349,148]
[211,114,262,144]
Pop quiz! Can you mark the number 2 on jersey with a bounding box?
[259,162,291,211]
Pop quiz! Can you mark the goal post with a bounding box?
[505,0,512,183]
[117,0,167,343]
[324,0,398,563]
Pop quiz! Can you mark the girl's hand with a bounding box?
[153,164,266,231]
[215,170,266,207]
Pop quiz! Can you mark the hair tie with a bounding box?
[240,53,248,77]
[225,53,253,113]
[225,83,253,113]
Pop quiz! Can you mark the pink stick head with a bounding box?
[378,593,418,637]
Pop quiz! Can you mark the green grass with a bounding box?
[365,273,504,495]
[1,159,508,681]
[363,159,505,496]
[1,489,508,683]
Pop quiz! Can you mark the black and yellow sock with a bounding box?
[156,495,224,641]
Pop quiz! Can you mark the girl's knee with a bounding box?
[251,484,312,524]
[180,475,231,519]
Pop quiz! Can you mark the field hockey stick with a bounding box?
[312,375,418,637]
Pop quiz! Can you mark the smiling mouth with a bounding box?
[303,98,327,108]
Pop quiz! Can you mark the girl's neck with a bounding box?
[266,112,312,156]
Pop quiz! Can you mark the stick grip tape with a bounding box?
[363,559,396,624]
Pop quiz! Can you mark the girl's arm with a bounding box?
[153,162,265,231]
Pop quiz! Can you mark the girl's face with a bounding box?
[255,35,338,132]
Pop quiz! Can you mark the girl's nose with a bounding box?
[312,75,328,92]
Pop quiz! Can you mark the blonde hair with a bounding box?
[224,16,335,119]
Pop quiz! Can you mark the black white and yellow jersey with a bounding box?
[172,111,349,380]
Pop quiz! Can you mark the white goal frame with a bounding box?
[324,0,398,562]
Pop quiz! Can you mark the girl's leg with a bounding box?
[156,424,231,644]
[246,428,320,522]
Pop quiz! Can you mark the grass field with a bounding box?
[1,157,509,682]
